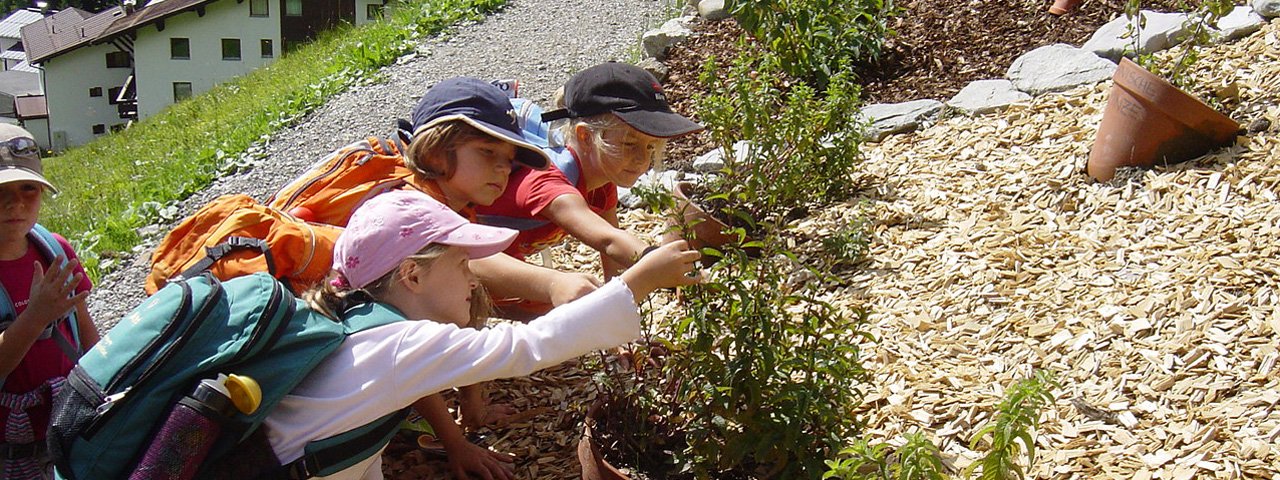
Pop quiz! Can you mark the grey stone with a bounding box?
[1254,0,1280,18]
[691,140,754,172]
[858,99,944,141]
[1006,44,1117,95]
[1216,6,1265,41]
[946,79,1032,115]
[697,0,730,21]
[641,16,696,60]
[1082,10,1191,61]
[637,57,670,82]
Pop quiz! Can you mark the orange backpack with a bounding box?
[145,194,342,294]
[268,135,423,227]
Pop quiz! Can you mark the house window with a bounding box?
[366,3,383,20]
[260,39,273,58]
[108,86,122,104]
[250,0,268,16]
[284,0,301,16]
[92,124,105,135]
[105,51,130,68]
[88,87,103,97]
[171,38,190,59]
[222,38,241,60]
[173,82,193,102]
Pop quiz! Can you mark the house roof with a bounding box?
[0,9,43,40]
[20,6,125,64]
[14,94,46,119]
[100,0,221,39]
[0,69,39,96]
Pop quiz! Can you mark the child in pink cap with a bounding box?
[258,190,702,480]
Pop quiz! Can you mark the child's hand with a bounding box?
[18,257,87,332]
[620,241,704,302]
[547,272,601,306]
[445,440,515,480]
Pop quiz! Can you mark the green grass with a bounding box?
[40,0,506,279]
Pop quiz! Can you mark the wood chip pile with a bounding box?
[385,21,1280,480]
[820,20,1280,479]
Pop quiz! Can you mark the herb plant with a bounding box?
[1124,0,1235,89]
[963,371,1060,480]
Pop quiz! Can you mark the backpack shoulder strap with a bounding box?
[282,409,410,479]
[23,224,80,353]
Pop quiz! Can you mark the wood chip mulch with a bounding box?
[383,16,1280,480]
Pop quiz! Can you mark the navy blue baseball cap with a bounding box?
[411,77,549,169]
[540,62,703,138]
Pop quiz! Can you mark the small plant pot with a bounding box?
[1048,0,1082,15]
[1086,58,1239,182]
[664,181,737,251]
[578,420,632,480]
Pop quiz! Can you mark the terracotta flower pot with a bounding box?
[1048,0,1081,15]
[664,181,736,251]
[578,414,631,480]
[1086,58,1239,182]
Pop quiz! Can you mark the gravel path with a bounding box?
[88,0,677,328]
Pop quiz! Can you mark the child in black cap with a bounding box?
[476,62,703,313]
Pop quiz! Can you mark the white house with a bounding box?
[0,9,43,73]
[22,0,387,151]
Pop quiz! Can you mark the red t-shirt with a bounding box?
[475,147,617,260]
[0,231,92,441]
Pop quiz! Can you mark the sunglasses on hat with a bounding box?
[0,137,39,160]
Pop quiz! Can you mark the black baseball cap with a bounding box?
[411,77,550,169]
[541,62,703,138]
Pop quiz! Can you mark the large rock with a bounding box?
[1217,5,1266,41]
[641,16,696,60]
[697,0,730,20]
[1254,0,1280,18]
[858,99,944,141]
[1082,10,1191,60]
[691,140,754,173]
[946,79,1032,115]
[1006,44,1117,95]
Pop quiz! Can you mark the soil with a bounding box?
[385,1,1204,478]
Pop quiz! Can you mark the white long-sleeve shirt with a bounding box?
[264,278,640,479]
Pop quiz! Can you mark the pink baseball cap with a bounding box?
[333,190,517,288]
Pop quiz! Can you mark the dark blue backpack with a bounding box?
[48,272,408,479]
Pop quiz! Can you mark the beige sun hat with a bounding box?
[0,123,54,193]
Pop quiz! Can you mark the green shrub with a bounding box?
[963,371,1060,480]
[694,51,865,233]
[666,244,874,478]
[726,0,898,88]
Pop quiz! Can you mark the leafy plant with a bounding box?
[1123,0,1234,89]
[693,50,865,234]
[725,0,899,88]
[963,371,1060,480]
[664,243,875,478]
[820,218,871,267]
[824,432,945,480]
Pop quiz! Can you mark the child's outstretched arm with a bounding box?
[0,257,89,376]
[541,195,650,274]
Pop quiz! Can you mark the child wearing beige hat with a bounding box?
[0,123,99,479]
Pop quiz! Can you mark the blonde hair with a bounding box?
[404,120,496,181]
[304,243,492,328]
[550,93,667,168]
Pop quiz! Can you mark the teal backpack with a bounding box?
[47,272,409,480]
[0,224,83,389]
